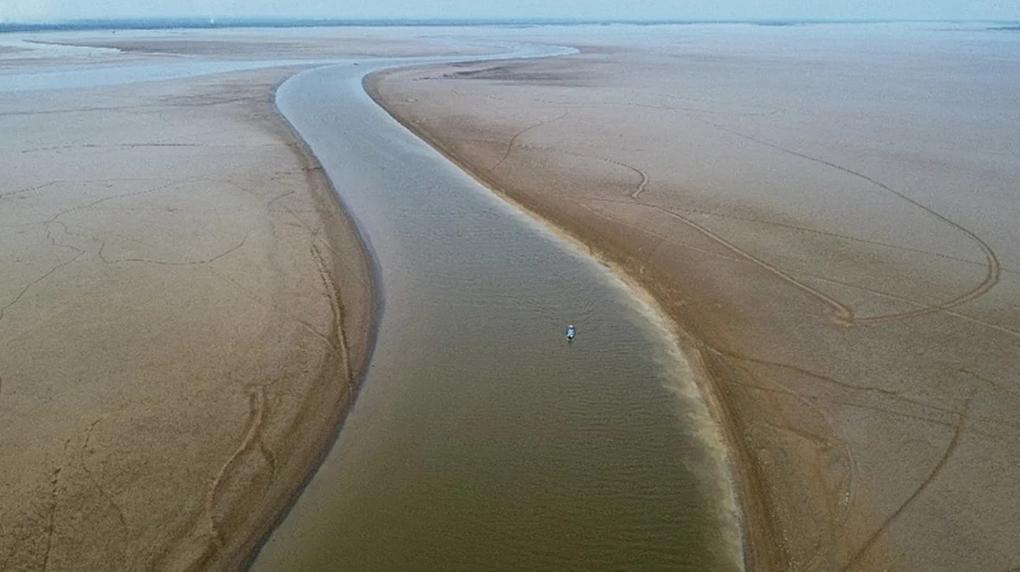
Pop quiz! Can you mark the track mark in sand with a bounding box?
[960,368,1020,399]
[573,202,744,271]
[629,165,650,199]
[804,273,1020,341]
[664,202,994,270]
[310,243,353,386]
[39,180,181,228]
[723,353,861,533]
[0,178,188,212]
[161,375,287,566]
[582,194,853,320]
[207,267,339,355]
[204,385,274,547]
[40,438,71,572]
[715,348,957,428]
[19,142,205,154]
[0,181,59,200]
[530,93,779,118]
[0,250,84,324]
[79,419,128,530]
[277,201,346,258]
[841,397,972,571]
[586,195,1016,335]
[490,110,568,173]
[761,416,859,533]
[98,232,249,267]
[516,143,651,199]
[591,198,856,322]
[699,119,1001,324]
[713,346,956,416]
[764,419,832,449]
[0,178,183,231]
[0,523,13,572]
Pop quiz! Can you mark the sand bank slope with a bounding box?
[0,66,372,569]
[367,27,1020,570]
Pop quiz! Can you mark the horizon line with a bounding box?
[2,17,1018,32]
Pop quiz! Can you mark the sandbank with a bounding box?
[366,24,1020,570]
[0,37,385,569]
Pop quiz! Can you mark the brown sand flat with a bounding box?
[0,56,379,569]
[368,25,1020,570]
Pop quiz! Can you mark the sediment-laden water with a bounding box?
[256,53,741,570]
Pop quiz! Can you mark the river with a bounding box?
[256,49,741,570]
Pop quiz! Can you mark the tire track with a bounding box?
[803,273,1020,341]
[79,419,128,530]
[475,107,1004,326]
[204,386,272,548]
[0,250,84,324]
[586,197,856,322]
[39,438,71,572]
[516,143,650,199]
[489,110,568,173]
[699,119,1001,324]
[661,203,998,272]
[207,267,341,356]
[309,243,352,386]
[654,203,855,321]
[724,352,860,533]
[98,232,250,267]
[713,346,956,416]
[841,397,971,571]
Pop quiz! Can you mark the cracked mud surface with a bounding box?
[0,49,376,569]
[368,25,1020,571]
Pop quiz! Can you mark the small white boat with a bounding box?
[565,324,577,342]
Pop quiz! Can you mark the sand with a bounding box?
[6,23,1019,570]
[0,28,535,568]
[367,23,1020,571]
[0,36,396,569]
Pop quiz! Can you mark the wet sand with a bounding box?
[0,32,467,569]
[368,23,1020,570]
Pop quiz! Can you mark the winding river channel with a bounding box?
[256,48,742,570]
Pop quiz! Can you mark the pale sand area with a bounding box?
[368,24,1020,570]
[0,31,489,570]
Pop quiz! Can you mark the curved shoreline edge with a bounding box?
[229,71,385,570]
[246,52,756,568]
[362,69,764,570]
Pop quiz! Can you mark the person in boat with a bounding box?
[565,324,577,341]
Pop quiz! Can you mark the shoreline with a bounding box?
[158,67,382,570]
[8,26,1019,570]
[228,69,385,569]
[0,58,378,569]
[364,69,765,570]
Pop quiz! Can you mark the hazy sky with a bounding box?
[2,0,1019,23]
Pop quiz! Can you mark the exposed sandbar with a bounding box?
[0,46,379,569]
[366,24,1020,570]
